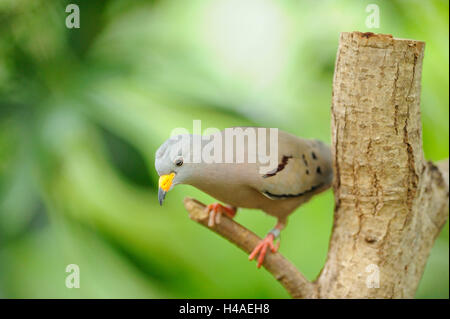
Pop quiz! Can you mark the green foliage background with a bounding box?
[0,0,448,298]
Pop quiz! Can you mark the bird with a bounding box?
[155,127,333,268]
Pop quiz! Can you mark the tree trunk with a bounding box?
[316,32,449,298]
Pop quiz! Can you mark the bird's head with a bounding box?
[155,134,196,206]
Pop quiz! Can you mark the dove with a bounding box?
[155,127,333,268]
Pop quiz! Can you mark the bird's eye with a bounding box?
[175,158,183,167]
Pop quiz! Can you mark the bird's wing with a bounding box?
[254,133,332,200]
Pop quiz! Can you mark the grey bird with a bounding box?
[155,128,332,267]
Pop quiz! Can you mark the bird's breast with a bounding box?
[187,163,261,208]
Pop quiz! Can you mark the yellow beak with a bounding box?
[158,173,175,205]
[159,173,175,192]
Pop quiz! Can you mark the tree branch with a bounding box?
[183,197,317,298]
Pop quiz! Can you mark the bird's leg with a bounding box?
[204,203,237,227]
[249,221,285,268]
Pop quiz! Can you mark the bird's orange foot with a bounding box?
[248,233,280,268]
[204,203,236,227]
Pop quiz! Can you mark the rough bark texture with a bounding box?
[183,32,449,298]
[317,32,449,298]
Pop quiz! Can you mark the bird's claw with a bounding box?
[248,233,280,268]
[204,203,236,227]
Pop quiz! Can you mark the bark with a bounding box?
[183,32,449,298]
[317,32,448,298]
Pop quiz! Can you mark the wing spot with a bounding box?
[316,166,322,174]
[312,152,317,160]
[302,154,308,166]
[262,155,292,178]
